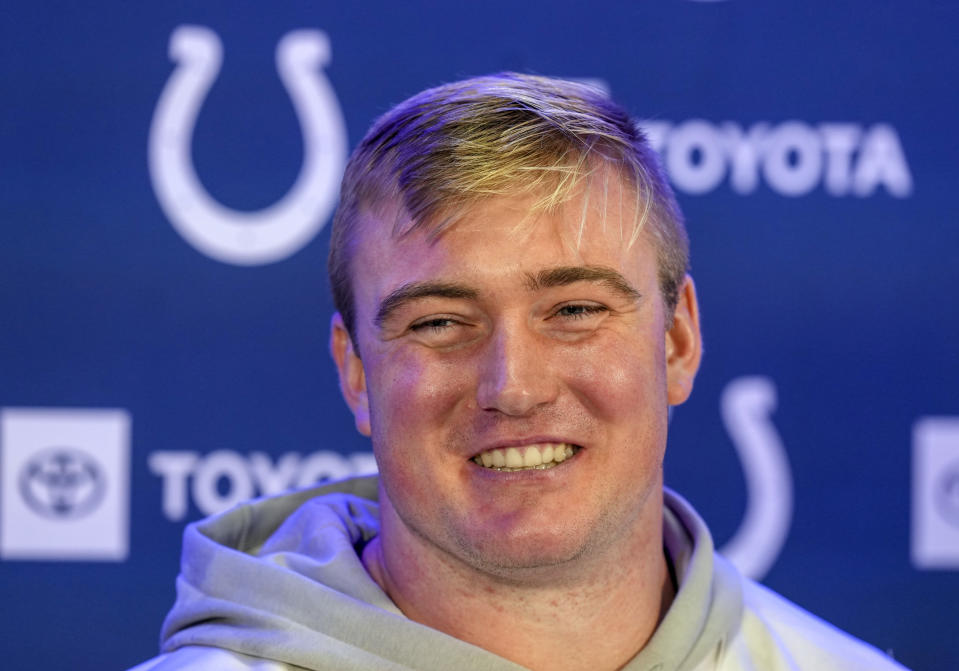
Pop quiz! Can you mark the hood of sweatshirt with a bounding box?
[160,476,743,671]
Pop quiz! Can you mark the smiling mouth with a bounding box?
[471,443,580,472]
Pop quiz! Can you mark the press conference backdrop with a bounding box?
[1,2,956,669]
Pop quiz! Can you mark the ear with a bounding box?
[665,275,703,406]
[330,313,371,436]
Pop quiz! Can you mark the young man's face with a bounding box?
[332,170,701,575]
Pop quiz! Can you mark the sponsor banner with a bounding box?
[148,449,377,520]
[2,3,956,667]
[1,408,131,561]
[148,25,348,266]
[639,120,912,198]
[717,377,792,580]
[912,417,959,569]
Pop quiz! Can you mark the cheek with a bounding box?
[366,349,472,449]
[562,334,668,420]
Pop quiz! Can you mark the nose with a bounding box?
[475,320,559,416]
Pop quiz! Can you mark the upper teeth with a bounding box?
[472,443,576,471]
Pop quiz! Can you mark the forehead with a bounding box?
[350,170,655,304]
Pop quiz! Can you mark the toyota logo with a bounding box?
[936,461,959,529]
[18,447,107,519]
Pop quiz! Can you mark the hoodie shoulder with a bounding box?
[128,645,299,670]
[716,580,910,670]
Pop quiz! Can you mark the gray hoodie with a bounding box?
[133,476,907,671]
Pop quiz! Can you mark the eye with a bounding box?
[406,315,481,348]
[553,303,608,320]
[410,317,458,333]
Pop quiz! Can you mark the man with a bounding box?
[133,73,907,670]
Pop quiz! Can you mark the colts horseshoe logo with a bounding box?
[718,376,794,580]
[148,25,347,265]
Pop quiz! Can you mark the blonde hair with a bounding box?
[328,72,688,338]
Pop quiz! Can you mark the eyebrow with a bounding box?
[373,265,642,329]
[375,282,478,328]
[525,265,642,301]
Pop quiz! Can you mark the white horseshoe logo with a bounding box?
[717,376,794,580]
[148,25,347,265]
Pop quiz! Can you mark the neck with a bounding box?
[362,492,674,671]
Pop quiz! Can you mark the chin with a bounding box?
[451,519,604,577]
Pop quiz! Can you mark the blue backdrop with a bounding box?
[1,2,957,669]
